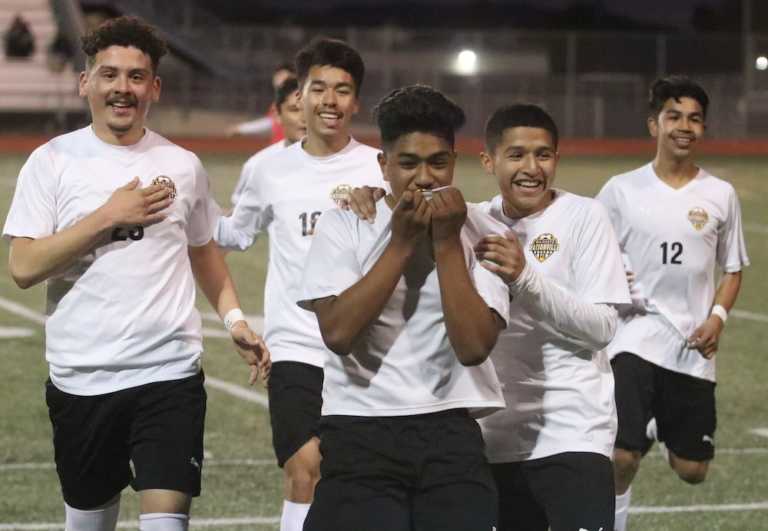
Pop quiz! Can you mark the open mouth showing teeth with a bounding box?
[513,180,542,189]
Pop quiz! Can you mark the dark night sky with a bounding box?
[251,0,721,29]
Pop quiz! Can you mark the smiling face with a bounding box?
[648,96,705,161]
[379,132,456,201]
[300,65,359,153]
[481,126,558,219]
[79,45,160,145]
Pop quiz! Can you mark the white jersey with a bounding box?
[3,126,215,396]
[230,139,288,206]
[597,164,750,381]
[215,138,384,367]
[298,202,509,418]
[477,192,630,461]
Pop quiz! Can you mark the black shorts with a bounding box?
[492,452,614,531]
[45,371,206,510]
[304,409,497,531]
[612,352,716,461]
[267,361,323,467]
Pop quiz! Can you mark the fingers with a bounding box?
[122,177,140,190]
[373,187,386,201]
[348,186,379,223]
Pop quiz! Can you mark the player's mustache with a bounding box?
[107,96,138,106]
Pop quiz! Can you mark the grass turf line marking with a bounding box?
[630,501,768,514]
[751,428,768,439]
[205,376,269,408]
[0,326,35,338]
[0,297,46,324]
[744,222,768,234]
[0,516,281,529]
[6,503,768,528]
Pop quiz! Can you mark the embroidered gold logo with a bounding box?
[330,184,353,206]
[688,207,708,230]
[530,233,559,262]
[152,175,177,201]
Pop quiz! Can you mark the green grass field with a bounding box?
[0,151,766,530]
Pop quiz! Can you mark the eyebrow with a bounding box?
[397,151,452,160]
[309,80,354,90]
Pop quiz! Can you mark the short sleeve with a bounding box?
[3,145,57,240]
[215,159,272,251]
[572,201,631,305]
[717,186,750,273]
[186,156,216,247]
[297,209,363,311]
[595,179,624,248]
[470,255,510,327]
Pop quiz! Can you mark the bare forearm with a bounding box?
[189,240,241,317]
[714,272,741,311]
[314,241,411,355]
[436,238,500,366]
[9,208,113,288]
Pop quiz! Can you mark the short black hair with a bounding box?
[295,37,364,95]
[484,104,559,153]
[649,75,709,119]
[373,85,465,150]
[275,77,299,109]
[81,16,167,73]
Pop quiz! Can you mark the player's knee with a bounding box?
[613,448,641,479]
[674,462,709,484]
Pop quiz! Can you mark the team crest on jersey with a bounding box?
[687,207,709,230]
[330,184,353,206]
[530,233,559,262]
[151,175,177,201]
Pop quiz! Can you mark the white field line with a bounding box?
[205,376,269,408]
[0,516,281,530]
[731,309,768,324]
[0,458,275,472]
[0,297,46,324]
[751,428,768,439]
[630,501,768,514]
[4,447,766,473]
[0,326,35,338]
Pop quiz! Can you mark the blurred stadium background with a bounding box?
[0,0,766,529]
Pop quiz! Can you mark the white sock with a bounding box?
[64,499,120,531]
[614,487,632,531]
[280,500,311,531]
[139,513,189,531]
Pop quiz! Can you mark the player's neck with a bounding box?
[652,155,699,189]
[302,133,351,157]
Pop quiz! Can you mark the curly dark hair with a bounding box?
[81,16,167,73]
[648,75,709,119]
[374,85,465,150]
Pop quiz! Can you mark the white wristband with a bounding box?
[223,308,246,331]
[710,304,728,324]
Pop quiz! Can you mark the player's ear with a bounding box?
[479,151,494,175]
[647,115,659,138]
[377,151,389,182]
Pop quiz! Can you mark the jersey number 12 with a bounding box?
[660,241,683,264]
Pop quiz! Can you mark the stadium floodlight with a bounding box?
[756,56,768,71]
[455,49,478,76]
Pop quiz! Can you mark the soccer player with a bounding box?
[342,104,630,531]
[2,16,269,531]
[214,38,384,531]
[474,104,629,531]
[298,85,509,531]
[226,61,296,142]
[596,76,749,531]
[229,76,306,208]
